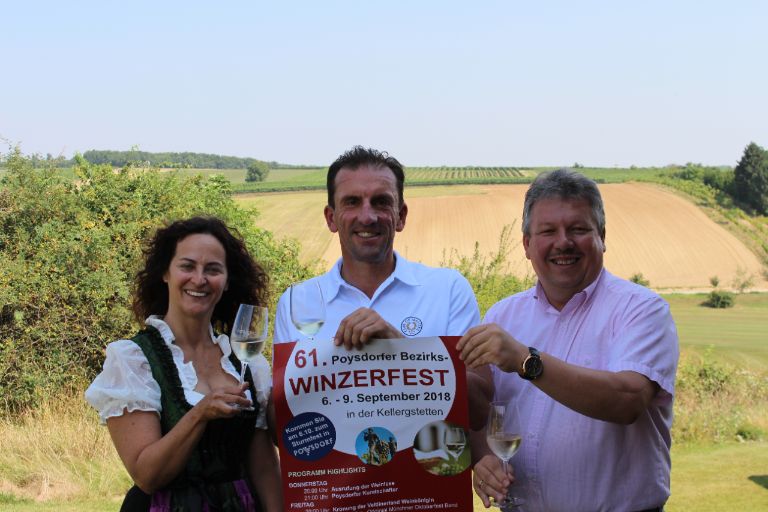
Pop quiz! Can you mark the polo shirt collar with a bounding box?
[325,251,420,302]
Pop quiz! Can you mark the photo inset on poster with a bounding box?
[355,426,397,466]
[412,420,470,476]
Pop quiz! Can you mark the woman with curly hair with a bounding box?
[86,216,282,511]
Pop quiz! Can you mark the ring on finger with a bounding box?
[478,479,485,490]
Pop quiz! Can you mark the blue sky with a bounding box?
[3,1,766,167]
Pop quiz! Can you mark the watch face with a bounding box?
[527,358,543,377]
[524,355,543,379]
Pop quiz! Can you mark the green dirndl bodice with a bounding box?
[124,326,263,512]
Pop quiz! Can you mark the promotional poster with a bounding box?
[273,336,472,512]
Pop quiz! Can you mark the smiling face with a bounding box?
[523,196,605,309]
[163,233,228,321]
[324,164,408,267]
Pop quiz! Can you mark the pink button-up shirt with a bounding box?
[486,269,679,512]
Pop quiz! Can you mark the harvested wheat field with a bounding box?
[240,183,767,292]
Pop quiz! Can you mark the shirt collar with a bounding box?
[533,268,605,309]
[326,251,420,302]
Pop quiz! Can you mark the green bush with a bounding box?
[245,161,270,182]
[0,148,316,412]
[629,273,650,287]
[703,290,735,308]
[441,224,534,316]
[674,351,767,443]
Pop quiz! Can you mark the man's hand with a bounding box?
[333,307,401,350]
[473,454,513,507]
[457,323,526,373]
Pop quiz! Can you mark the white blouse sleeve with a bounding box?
[84,339,162,424]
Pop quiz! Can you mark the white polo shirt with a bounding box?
[274,253,480,344]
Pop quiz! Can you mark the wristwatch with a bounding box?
[520,347,543,380]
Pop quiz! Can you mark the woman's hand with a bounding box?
[192,382,252,421]
[473,454,514,507]
[108,382,252,494]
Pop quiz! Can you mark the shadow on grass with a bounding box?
[749,475,768,490]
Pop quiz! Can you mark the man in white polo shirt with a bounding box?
[274,145,480,348]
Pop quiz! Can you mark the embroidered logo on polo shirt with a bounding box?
[400,316,423,336]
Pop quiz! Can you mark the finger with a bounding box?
[477,456,510,500]
[476,479,502,507]
[335,318,354,350]
[473,475,492,507]
[217,383,247,396]
[461,337,488,368]
[334,311,358,348]
[475,487,491,508]
[343,321,357,350]
[217,391,253,409]
[352,331,369,349]
[226,382,249,396]
[332,318,348,346]
[466,351,496,370]
[350,322,375,349]
[457,324,486,352]
[357,319,387,346]
[457,332,475,361]
[459,326,493,362]
[346,314,381,349]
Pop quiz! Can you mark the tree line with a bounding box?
[666,142,768,215]
[81,149,281,170]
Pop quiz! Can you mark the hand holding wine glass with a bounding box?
[290,280,326,341]
[230,304,268,410]
[486,401,524,508]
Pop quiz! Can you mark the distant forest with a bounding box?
[17,149,303,169]
[79,149,304,169]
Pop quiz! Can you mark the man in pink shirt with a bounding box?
[458,169,679,512]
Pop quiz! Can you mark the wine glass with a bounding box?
[486,401,524,508]
[230,304,268,410]
[443,425,467,462]
[289,280,326,341]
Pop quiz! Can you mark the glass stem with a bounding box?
[240,361,248,384]
[502,459,512,499]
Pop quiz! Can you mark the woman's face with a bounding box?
[163,233,228,320]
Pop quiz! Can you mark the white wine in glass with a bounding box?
[230,304,268,410]
[486,401,524,508]
[289,280,326,341]
[443,426,467,461]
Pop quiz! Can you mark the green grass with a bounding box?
[468,441,768,511]
[0,497,121,512]
[666,441,768,511]
[664,292,768,372]
[3,442,765,511]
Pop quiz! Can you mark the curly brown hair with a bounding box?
[132,216,268,333]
